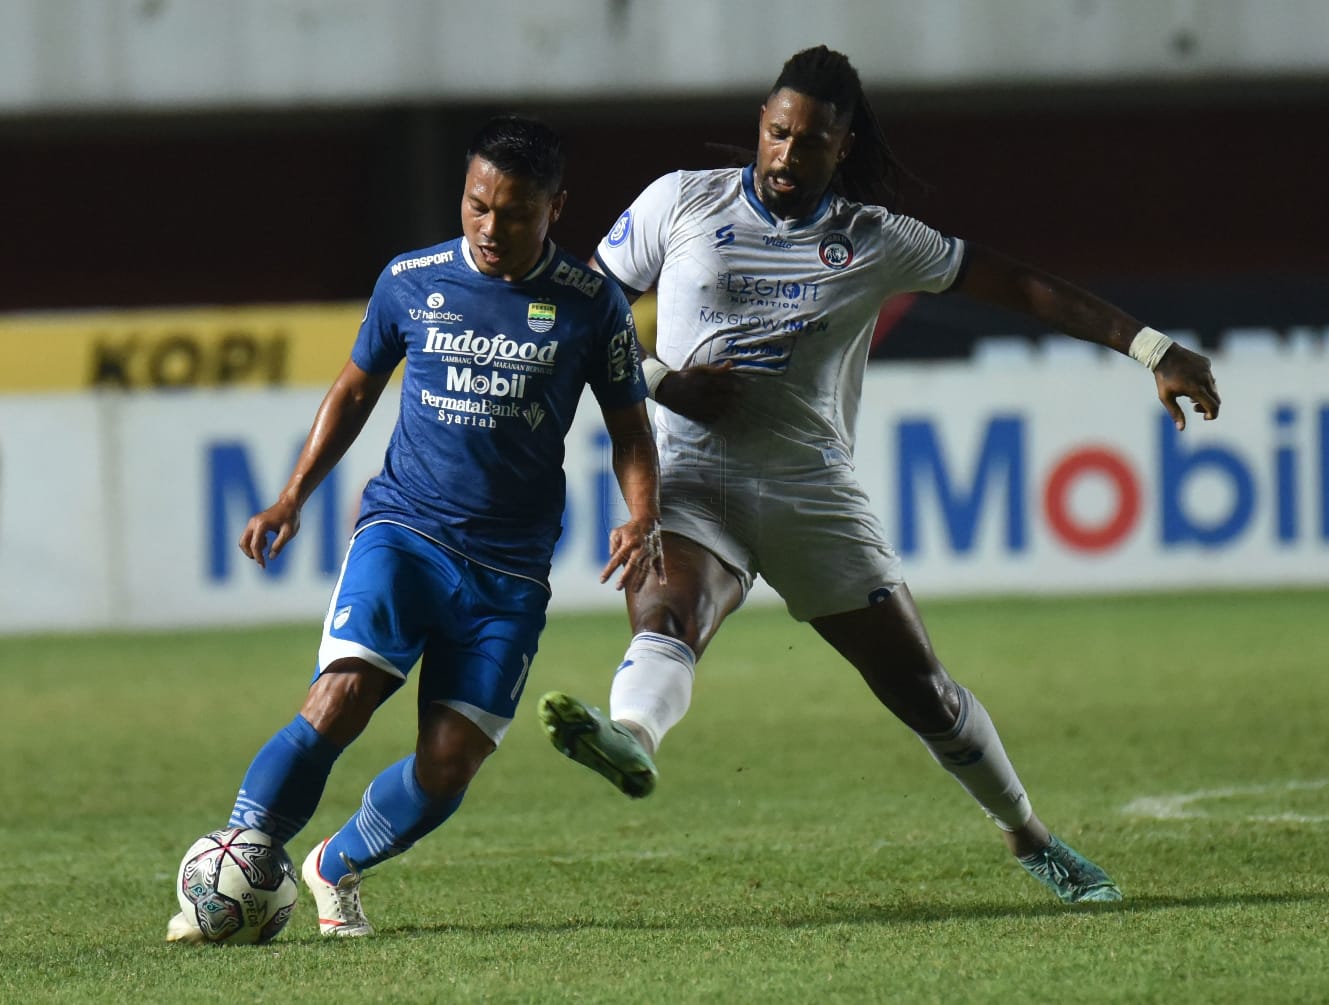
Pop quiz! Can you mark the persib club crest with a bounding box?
[527,302,556,333]
[818,232,854,270]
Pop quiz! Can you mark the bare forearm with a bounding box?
[958,244,1142,354]
[612,430,662,524]
[280,365,386,508]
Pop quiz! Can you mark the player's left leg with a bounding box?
[758,474,1118,904]
[811,590,1121,904]
[305,556,548,934]
[306,706,493,936]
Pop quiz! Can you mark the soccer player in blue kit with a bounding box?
[167,115,664,940]
[538,47,1222,904]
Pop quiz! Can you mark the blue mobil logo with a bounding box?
[895,408,1329,555]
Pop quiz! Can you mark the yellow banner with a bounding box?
[0,295,658,393]
[0,303,365,392]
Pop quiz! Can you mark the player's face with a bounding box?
[755,88,854,220]
[461,157,566,280]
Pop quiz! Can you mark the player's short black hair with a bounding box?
[769,46,909,210]
[466,115,565,195]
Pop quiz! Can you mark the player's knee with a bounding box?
[415,711,494,798]
[300,659,390,744]
[630,598,701,650]
[899,670,961,733]
[414,747,487,799]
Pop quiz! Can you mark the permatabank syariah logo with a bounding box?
[426,292,445,308]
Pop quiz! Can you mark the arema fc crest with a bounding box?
[818,233,854,270]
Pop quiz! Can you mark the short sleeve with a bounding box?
[883,214,967,294]
[350,267,407,373]
[594,172,681,294]
[587,284,648,410]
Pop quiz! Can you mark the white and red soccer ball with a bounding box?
[176,827,297,944]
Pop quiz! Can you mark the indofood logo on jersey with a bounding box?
[423,327,558,367]
[527,303,556,333]
[818,233,854,270]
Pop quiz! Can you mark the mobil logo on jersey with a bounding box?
[872,361,1328,592]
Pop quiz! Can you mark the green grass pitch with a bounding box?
[2,588,1326,1004]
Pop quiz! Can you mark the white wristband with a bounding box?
[640,357,672,399]
[1128,326,1175,371]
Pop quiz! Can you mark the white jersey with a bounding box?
[596,166,965,475]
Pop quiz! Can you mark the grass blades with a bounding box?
[2,588,1326,1003]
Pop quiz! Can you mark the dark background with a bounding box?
[5,82,1327,357]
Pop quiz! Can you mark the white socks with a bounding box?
[609,631,696,754]
[918,685,1033,832]
[606,634,1031,835]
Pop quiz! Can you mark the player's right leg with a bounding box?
[538,532,744,796]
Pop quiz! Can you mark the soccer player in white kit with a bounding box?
[539,46,1221,904]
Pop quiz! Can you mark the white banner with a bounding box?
[1,352,1324,634]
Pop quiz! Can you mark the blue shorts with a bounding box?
[316,520,549,744]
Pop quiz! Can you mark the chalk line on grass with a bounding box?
[1122,778,1329,823]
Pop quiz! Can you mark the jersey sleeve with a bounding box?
[882,214,967,294]
[586,283,648,411]
[350,267,407,373]
[594,172,682,294]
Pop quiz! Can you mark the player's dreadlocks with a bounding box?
[466,115,566,196]
[771,45,906,210]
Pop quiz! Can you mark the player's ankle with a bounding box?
[616,718,657,756]
[1003,815,1052,858]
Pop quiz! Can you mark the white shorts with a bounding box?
[659,463,904,622]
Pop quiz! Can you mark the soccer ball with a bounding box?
[176,827,298,944]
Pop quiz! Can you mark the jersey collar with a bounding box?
[460,237,558,282]
[741,164,834,230]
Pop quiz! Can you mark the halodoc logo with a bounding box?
[410,293,464,322]
[423,327,557,367]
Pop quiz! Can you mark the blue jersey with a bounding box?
[351,237,645,585]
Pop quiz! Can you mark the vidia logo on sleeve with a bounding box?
[527,303,557,333]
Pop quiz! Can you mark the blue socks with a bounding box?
[319,756,465,882]
[229,714,342,844]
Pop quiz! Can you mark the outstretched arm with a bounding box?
[238,359,392,567]
[954,244,1221,430]
[598,400,666,592]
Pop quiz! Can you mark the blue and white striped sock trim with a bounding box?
[229,793,306,844]
[626,631,697,671]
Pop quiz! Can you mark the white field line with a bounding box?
[1122,778,1329,823]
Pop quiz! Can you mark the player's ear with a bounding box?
[836,131,856,163]
[549,189,568,224]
